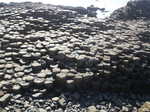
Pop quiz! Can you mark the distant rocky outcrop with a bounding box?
[111,0,150,20]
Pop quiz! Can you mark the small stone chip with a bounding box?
[0,91,4,97]
[38,108,47,112]
[32,93,43,98]
[0,108,7,112]
[58,98,66,107]
[34,78,44,84]
[12,85,21,91]
[52,97,59,102]
[138,101,150,112]
[32,62,41,67]
[23,76,34,81]
[87,106,99,112]
[56,73,66,80]
[37,72,47,78]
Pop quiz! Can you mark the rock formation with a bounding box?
[0,1,150,111]
[111,0,150,20]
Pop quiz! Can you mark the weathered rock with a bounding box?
[137,30,150,42]
[31,61,41,70]
[12,84,21,91]
[56,73,67,84]
[99,110,107,112]
[0,94,11,104]
[58,98,66,107]
[121,106,129,112]
[138,102,150,112]
[0,108,7,112]
[38,108,47,112]
[52,97,60,102]
[33,78,44,85]
[19,81,30,88]
[0,2,149,108]
[111,0,150,20]
[23,75,34,82]
[0,91,4,97]
[66,80,75,90]
[87,106,98,112]
[44,77,54,88]
[32,92,43,98]
[25,106,38,112]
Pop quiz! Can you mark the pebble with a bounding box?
[0,94,11,103]
[122,106,129,112]
[23,75,34,81]
[99,110,107,112]
[12,84,21,91]
[38,108,47,112]
[58,98,66,107]
[87,106,98,112]
[52,97,60,102]
[37,72,47,78]
[54,108,63,112]
[32,92,43,98]
[0,108,7,112]
[138,102,150,112]
[33,78,44,85]
[0,91,4,97]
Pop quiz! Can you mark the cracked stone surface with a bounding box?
[0,1,150,112]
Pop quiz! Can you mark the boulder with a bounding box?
[87,106,99,112]
[138,102,150,112]
[111,0,150,20]
[0,94,11,104]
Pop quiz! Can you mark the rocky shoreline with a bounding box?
[2,91,150,112]
[0,1,150,112]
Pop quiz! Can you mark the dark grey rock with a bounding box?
[111,0,150,20]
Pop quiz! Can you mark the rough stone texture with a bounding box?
[111,0,150,20]
[0,94,11,104]
[0,1,150,111]
[87,106,99,112]
[138,102,150,112]
[0,2,150,92]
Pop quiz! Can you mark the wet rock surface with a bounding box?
[0,2,150,111]
[2,91,150,112]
